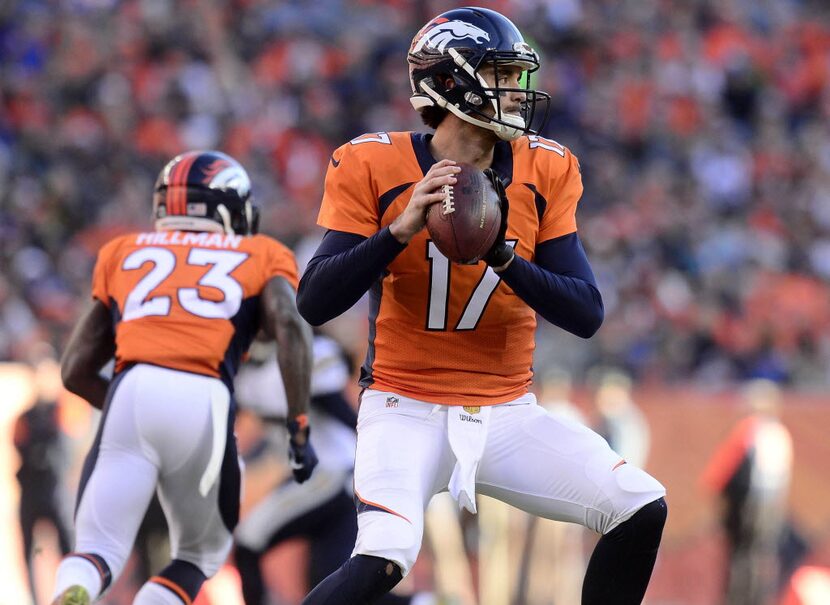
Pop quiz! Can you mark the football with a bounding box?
[425,163,501,264]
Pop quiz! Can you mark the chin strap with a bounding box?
[215,204,235,235]
[414,82,523,141]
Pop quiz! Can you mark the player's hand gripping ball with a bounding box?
[426,163,502,264]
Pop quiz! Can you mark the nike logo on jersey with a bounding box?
[330,155,341,168]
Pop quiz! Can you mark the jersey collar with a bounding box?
[409,132,514,187]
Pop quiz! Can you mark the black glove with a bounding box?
[482,169,514,269]
[287,415,318,483]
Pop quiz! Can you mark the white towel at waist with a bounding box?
[447,405,492,514]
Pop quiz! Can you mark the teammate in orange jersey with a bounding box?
[51,150,317,605]
[297,7,666,605]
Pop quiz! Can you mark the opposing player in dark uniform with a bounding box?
[297,7,667,605]
[234,333,434,605]
[51,150,317,605]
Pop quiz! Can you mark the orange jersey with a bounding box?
[91,231,298,382]
[318,131,583,405]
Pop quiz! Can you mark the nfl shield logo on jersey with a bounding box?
[386,396,399,408]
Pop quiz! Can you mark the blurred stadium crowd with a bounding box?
[2,0,830,386]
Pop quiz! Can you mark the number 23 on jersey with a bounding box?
[121,247,249,321]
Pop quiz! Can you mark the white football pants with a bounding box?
[352,389,666,575]
[73,364,240,583]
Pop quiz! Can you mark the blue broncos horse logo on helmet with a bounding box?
[412,19,490,54]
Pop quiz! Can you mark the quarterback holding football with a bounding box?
[298,7,667,605]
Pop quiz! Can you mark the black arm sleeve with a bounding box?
[297,228,408,326]
[311,392,358,430]
[498,232,604,338]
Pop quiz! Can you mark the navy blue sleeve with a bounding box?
[311,392,358,429]
[297,228,407,326]
[498,232,604,338]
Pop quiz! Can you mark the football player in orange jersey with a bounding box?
[51,150,318,605]
[297,7,667,605]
